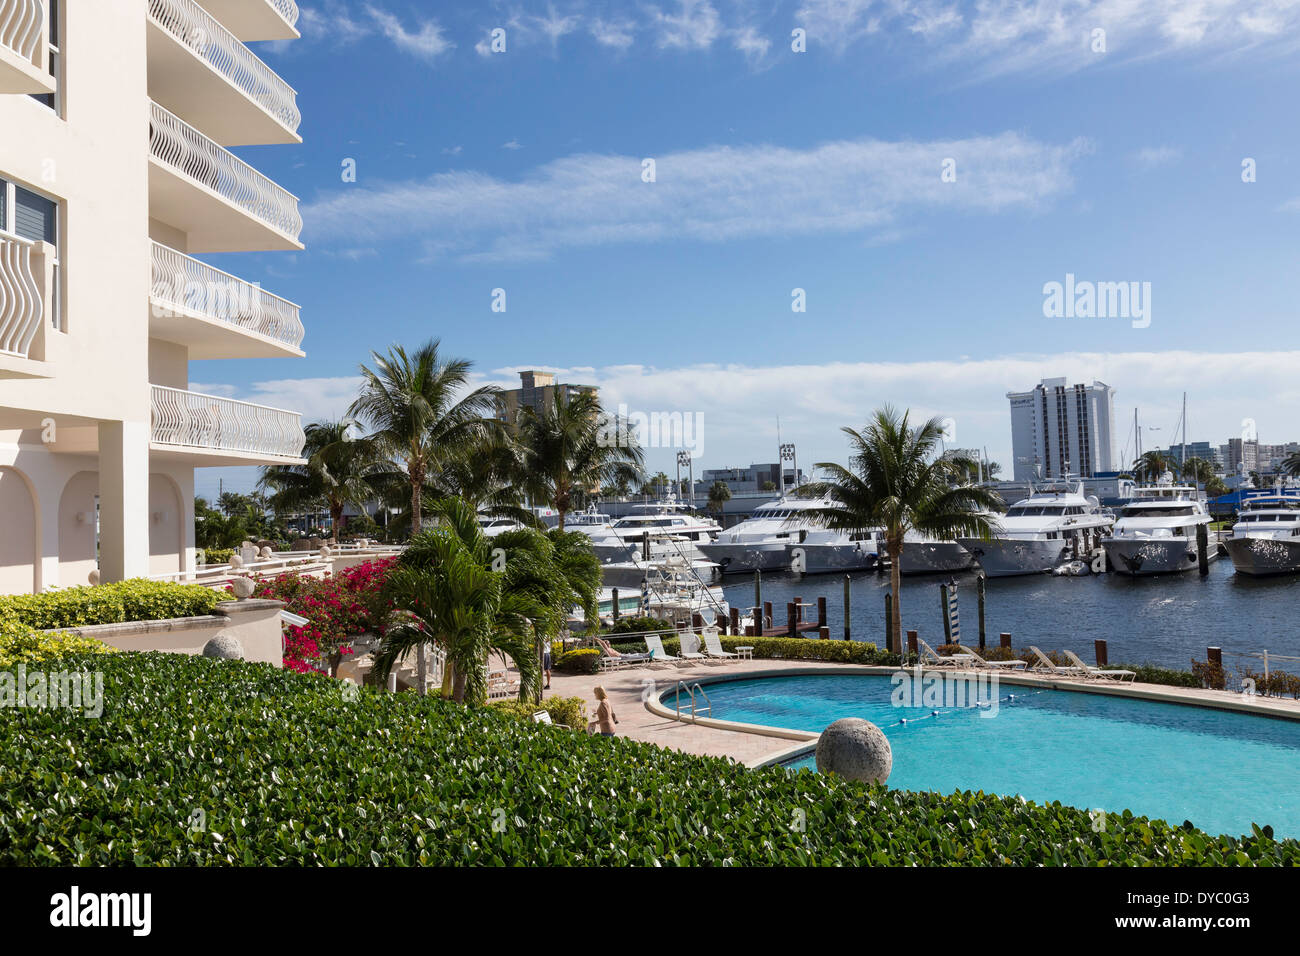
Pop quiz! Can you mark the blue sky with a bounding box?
[194,0,1300,498]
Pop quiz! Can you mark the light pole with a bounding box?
[780,443,797,495]
[676,450,693,509]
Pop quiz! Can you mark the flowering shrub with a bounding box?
[246,558,396,674]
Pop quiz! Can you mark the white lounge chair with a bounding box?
[678,630,711,664]
[702,628,739,661]
[643,633,683,668]
[917,638,963,668]
[532,710,553,724]
[1063,650,1137,682]
[955,645,1027,670]
[1027,645,1087,677]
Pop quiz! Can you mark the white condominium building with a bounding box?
[0,0,306,594]
[1007,378,1116,481]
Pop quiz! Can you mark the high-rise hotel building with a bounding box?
[1007,378,1116,481]
[0,0,306,593]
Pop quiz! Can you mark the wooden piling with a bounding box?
[977,575,986,650]
[817,596,827,630]
[907,629,919,657]
[940,584,952,644]
[1000,632,1011,650]
[819,626,830,640]
[843,575,852,641]
[763,601,772,631]
[787,602,797,639]
[1197,524,1209,576]
[884,592,893,652]
[611,587,620,620]
[753,569,762,622]
[1208,646,1222,668]
[729,607,740,635]
[1094,639,1108,667]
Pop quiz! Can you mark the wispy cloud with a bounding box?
[282,1,453,60]
[366,5,455,59]
[1133,145,1183,168]
[303,132,1087,261]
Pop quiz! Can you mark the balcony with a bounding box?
[147,0,300,145]
[150,241,304,358]
[198,0,300,42]
[148,100,303,252]
[0,0,55,94]
[150,384,305,466]
[0,232,55,378]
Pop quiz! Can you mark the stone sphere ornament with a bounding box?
[88,569,100,585]
[229,576,255,600]
[815,718,893,784]
[229,554,244,569]
[202,634,245,660]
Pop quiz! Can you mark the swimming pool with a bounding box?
[666,674,1300,840]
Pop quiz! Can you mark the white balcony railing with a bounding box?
[0,0,43,62]
[150,241,304,349]
[151,385,305,459]
[0,233,42,360]
[149,100,303,241]
[271,0,300,29]
[148,0,300,134]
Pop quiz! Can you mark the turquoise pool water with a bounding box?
[669,674,1300,839]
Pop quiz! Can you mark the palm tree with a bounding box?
[807,407,1003,654]
[707,480,732,515]
[1131,450,1179,482]
[1180,456,1216,486]
[1283,451,1300,477]
[349,340,501,536]
[258,420,380,536]
[515,390,644,531]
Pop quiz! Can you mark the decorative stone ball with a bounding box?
[259,546,272,560]
[229,576,255,600]
[202,634,245,660]
[815,718,892,784]
[229,554,244,569]
[88,569,100,585]
[319,546,332,559]
[241,540,254,549]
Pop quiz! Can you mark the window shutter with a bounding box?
[14,187,56,243]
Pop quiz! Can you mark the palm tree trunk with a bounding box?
[889,543,903,654]
[416,642,427,696]
[451,663,467,704]
[410,479,422,535]
[331,502,344,539]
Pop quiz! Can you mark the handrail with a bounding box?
[0,233,41,358]
[0,0,43,61]
[148,0,300,133]
[150,383,305,459]
[673,681,711,720]
[270,0,299,28]
[149,99,303,241]
[150,240,304,348]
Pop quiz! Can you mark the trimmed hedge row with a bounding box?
[0,630,118,668]
[489,695,586,728]
[2,652,1293,866]
[663,634,901,667]
[0,579,220,632]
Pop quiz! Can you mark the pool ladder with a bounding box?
[674,681,712,720]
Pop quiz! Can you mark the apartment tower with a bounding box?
[0,0,306,593]
[1007,378,1116,481]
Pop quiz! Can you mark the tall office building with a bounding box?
[0,0,306,593]
[496,370,597,428]
[1007,378,1116,481]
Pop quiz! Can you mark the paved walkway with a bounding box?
[540,659,1300,768]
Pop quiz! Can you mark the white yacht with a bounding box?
[593,496,721,560]
[697,496,837,573]
[1224,488,1300,576]
[570,555,729,628]
[790,528,972,575]
[958,480,1114,577]
[1101,477,1215,575]
[477,515,525,538]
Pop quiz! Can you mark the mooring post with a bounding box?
[787,602,797,639]
[1094,638,1108,667]
[940,584,952,644]
[1000,632,1011,650]
[642,532,650,560]
[977,574,987,650]
[1207,646,1222,668]
[692,612,704,630]
[907,629,919,657]
[763,601,772,631]
[817,596,827,631]
[729,606,740,635]
[819,626,830,640]
[753,569,761,622]
[611,587,620,621]
[843,575,852,641]
[884,592,893,652]
[752,606,762,637]
[1197,524,1209,576]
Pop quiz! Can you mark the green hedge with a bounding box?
[554,648,602,674]
[662,634,901,667]
[202,548,236,566]
[0,629,118,668]
[0,652,1294,865]
[489,695,586,728]
[0,579,220,632]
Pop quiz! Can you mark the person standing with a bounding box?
[590,686,618,737]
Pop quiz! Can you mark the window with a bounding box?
[0,177,62,331]
[29,0,61,114]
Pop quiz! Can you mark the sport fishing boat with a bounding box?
[958,480,1114,577]
[1101,477,1215,575]
[591,494,721,561]
[1224,487,1300,576]
[697,495,838,573]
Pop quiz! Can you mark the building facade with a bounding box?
[1223,438,1259,476]
[0,0,306,594]
[1007,378,1116,481]
[496,370,597,428]
[700,462,805,494]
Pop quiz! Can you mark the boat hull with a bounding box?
[1102,538,1207,575]
[1225,536,1300,576]
[697,541,791,574]
[898,541,974,575]
[959,538,1072,577]
[788,542,879,574]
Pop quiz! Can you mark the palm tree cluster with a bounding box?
[256,339,646,538]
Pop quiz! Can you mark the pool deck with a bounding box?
[543,659,1300,768]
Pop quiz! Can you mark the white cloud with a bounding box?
[283,2,452,59]
[303,132,1086,261]
[204,351,1300,479]
[1279,197,1300,213]
[501,139,524,150]
[441,145,463,156]
[651,0,724,50]
[365,5,455,59]
[1134,145,1183,168]
[589,17,637,48]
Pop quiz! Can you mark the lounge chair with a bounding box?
[1027,645,1087,677]
[917,638,964,668]
[702,628,739,661]
[643,633,683,668]
[955,645,1027,670]
[594,637,652,672]
[1063,650,1137,682]
[678,630,712,664]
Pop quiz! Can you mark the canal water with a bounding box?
[720,558,1300,672]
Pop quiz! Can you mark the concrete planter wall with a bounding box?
[49,598,286,666]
